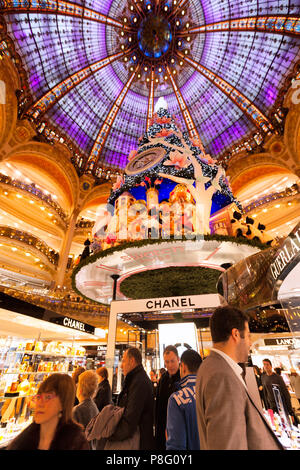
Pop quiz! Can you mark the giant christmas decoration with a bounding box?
[91,101,266,252]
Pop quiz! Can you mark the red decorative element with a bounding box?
[156,116,171,125]
[201,154,217,166]
[128,149,138,161]
[163,151,189,169]
[155,128,172,138]
[154,178,163,185]
[192,138,202,147]
[105,233,117,244]
[112,175,124,191]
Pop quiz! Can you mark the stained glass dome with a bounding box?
[1,0,300,174]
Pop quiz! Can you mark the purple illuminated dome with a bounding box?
[1,1,300,174]
[138,14,172,58]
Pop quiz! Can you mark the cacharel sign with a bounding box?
[270,226,300,281]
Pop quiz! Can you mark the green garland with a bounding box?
[71,234,266,306]
[119,266,221,299]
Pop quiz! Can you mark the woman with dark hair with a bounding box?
[72,366,85,405]
[7,373,89,450]
[94,367,112,412]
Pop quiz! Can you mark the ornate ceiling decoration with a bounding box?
[1,0,300,175]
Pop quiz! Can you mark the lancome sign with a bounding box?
[264,337,300,347]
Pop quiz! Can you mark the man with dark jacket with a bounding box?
[262,358,295,422]
[108,347,155,450]
[166,349,202,450]
[94,367,112,412]
[155,345,181,450]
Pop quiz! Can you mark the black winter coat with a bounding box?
[109,364,155,450]
[6,420,90,450]
[94,379,112,412]
[155,369,181,450]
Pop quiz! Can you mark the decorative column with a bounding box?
[106,275,120,387]
[54,207,80,287]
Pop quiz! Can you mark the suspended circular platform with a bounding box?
[72,236,264,306]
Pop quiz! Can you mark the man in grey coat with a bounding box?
[196,306,284,450]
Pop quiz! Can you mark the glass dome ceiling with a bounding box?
[1,0,300,174]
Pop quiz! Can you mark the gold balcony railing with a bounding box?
[244,183,300,213]
[0,173,68,224]
[0,226,59,266]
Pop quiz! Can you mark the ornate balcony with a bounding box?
[0,225,59,266]
[243,183,300,214]
[0,172,68,225]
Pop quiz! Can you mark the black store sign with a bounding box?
[264,337,300,347]
[50,315,95,335]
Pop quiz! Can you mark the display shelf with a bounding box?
[0,418,33,448]
[0,337,87,445]
[0,370,70,374]
[0,349,85,357]
[0,393,35,400]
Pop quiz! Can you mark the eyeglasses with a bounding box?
[32,392,56,403]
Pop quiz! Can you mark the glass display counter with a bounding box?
[0,337,86,448]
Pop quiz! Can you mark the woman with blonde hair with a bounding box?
[73,370,99,430]
[7,373,89,450]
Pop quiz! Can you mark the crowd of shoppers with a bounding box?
[5,306,299,451]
